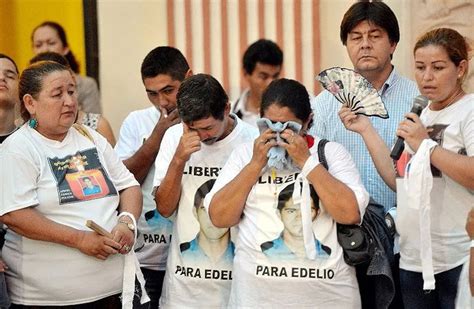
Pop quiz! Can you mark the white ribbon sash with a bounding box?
[293,175,317,259]
[405,139,438,291]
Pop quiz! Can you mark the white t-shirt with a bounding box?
[153,116,258,308]
[115,106,173,271]
[231,89,259,127]
[0,124,138,305]
[204,138,369,308]
[397,94,474,274]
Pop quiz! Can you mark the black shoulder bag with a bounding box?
[317,139,373,266]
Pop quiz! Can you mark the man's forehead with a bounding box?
[351,21,385,34]
[0,58,18,74]
[144,74,180,90]
[254,62,281,73]
[188,116,220,128]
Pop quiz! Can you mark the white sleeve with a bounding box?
[323,141,370,217]
[0,149,39,215]
[88,127,139,191]
[153,126,180,188]
[203,143,252,213]
[462,106,474,156]
[115,113,140,160]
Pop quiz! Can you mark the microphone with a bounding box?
[390,95,429,160]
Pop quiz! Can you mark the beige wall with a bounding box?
[98,0,168,135]
[96,0,419,135]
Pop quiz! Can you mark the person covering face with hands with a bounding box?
[152,74,257,307]
[115,46,191,307]
[205,78,368,307]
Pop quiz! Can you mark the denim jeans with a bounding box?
[140,268,165,309]
[400,264,463,309]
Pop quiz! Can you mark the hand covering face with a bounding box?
[257,118,302,170]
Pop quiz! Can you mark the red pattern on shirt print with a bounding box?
[305,134,315,149]
[67,170,109,200]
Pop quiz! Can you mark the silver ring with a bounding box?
[124,245,131,252]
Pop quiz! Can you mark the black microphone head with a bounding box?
[412,95,429,113]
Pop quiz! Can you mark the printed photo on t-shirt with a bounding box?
[134,209,173,252]
[427,124,449,177]
[48,148,117,204]
[395,124,450,178]
[180,179,234,265]
[80,176,102,196]
[260,183,331,260]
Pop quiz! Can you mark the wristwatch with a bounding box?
[118,218,135,232]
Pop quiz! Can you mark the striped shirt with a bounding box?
[309,68,419,211]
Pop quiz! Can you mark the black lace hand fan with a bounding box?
[317,67,389,119]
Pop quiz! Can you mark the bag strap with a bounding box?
[72,123,94,143]
[317,139,329,170]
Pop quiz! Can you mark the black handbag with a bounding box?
[317,139,373,266]
[336,222,373,266]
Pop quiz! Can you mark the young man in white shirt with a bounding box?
[154,74,258,307]
[0,54,19,144]
[114,46,191,308]
[0,54,19,306]
[232,39,283,127]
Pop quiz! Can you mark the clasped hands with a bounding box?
[78,222,135,261]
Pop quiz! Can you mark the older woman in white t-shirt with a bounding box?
[338,28,473,308]
[0,61,144,308]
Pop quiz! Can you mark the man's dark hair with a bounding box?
[177,74,228,123]
[340,1,399,46]
[243,39,283,75]
[277,183,319,211]
[0,53,19,74]
[260,78,312,128]
[141,46,190,81]
[194,179,216,209]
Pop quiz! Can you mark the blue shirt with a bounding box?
[83,185,101,195]
[309,68,419,210]
[263,237,330,260]
[181,237,235,265]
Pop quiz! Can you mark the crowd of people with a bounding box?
[0,1,472,308]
